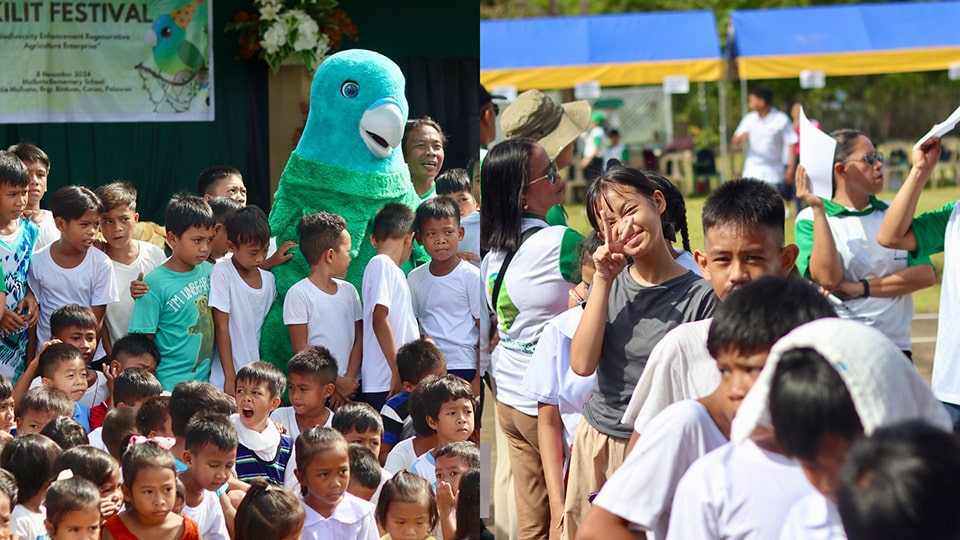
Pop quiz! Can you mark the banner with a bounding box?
[0,0,214,122]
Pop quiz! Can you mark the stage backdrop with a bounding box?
[0,0,214,122]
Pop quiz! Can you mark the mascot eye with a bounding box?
[341,81,359,99]
[161,26,172,38]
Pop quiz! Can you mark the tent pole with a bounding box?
[740,77,748,119]
[719,81,728,181]
[665,91,674,147]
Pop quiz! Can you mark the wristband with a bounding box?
[859,279,870,298]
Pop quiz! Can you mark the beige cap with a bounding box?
[500,89,591,159]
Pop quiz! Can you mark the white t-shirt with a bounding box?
[301,492,379,540]
[780,492,847,540]
[622,319,718,433]
[521,307,594,451]
[208,260,277,389]
[666,439,815,540]
[284,277,361,375]
[384,436,422,475]
[407,260,482,371]
[10,504,46,540]
[460,211,481,267]
[269,405,334,441]
[104,240,166,346]
[31,210,59,253]
[28,245,119,359]
[674,250,702,276]
[182,489,229,540]
[733,108,797,184]
[594,401,726,540]
[361,254,420,393]
[408,451,436,490]
[88,426,107,452]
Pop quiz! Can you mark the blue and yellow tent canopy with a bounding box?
[480,11,723,90]
[729,1,960,80]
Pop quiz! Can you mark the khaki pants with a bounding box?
[497,401,550,540]
[493,402,518,540]
[561,420,627,540]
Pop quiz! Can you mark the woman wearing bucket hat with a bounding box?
[500,90,591,227]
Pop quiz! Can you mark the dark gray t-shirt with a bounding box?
[582,268,717,439]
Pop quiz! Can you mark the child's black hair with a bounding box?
[584,166,659,235]
[376,471,439,531]
[435,168,471,195]
[396,337,446,386]
[295,427,348,496]
[185,413,238,453]
[235,361,286,399]
[111,333,160,367]
[0,375,12,402]
[53,446,119,489]
[331,402,383,435]
[455,468,483,540]
[7,142,49,170]
[707,276,836,358]
[135,395,171,437]
[18,386,73,419]
[408,380,432,437]
[288,346,339,387]
[235,480,305,540]
[0,150,30,187]
[0,433,61,504]
[297,211,348,266]
[579,230,603,269]
[164,192,216,237]
[49,185,101,221]
[372,202,415,242]
[112,367,162,406]
[769,347,864,463]
[208,196,244,224]
[645,171,691,253]
[748,84,773,105]
[197,165,242,197]
[120,439,175,488]
[225,205,270,247]
[837,420,960,540]
[0,469,16,506]
[701,178,785,246]
[436,441,481,469]
[50,304,98,337]
[38,343,83,379]
[40,416,88,450]
[348,443,381,490]
[415,196,461,232]
[169,381,234,437]
[417,374,476,434]
[103,406,140,461]
[44,475,100,530]
[95,181,137,213]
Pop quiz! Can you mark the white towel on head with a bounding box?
[731,318,951,444]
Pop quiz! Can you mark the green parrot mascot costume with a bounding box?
[260,49,428,376]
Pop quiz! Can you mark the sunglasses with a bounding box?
[843,151,884,166]
[529,159,559,186]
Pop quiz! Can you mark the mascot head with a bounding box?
[295,49,409,175]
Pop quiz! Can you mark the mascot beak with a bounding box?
[145,28,157,46]
[359,97,404,159]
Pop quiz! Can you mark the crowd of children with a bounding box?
[0,134,484,540]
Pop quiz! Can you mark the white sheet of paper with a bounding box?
[915,104,960,149]
[799,107,837,198]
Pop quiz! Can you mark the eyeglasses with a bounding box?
[529,160,559,186]
[843,152,884,166]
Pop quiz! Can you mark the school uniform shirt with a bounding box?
[666,439,815,540]
[88,425,108,452]
[10,504,45,540]
[283,277,361,375]
[622,319,717,434]
[269,405,333,441]
[31,210,59,253]
[384,436,421,475]
[208,259,277,390]
[521,306,595,453]
[361,254,420,394]
[128,262,215,390]
[0,217,38,381]
[28,244,119,359]
[301,492,379,540]
[733,107,797,184]
[779,492,847,540]
[104,240,166,346]
[182,489,229,540]
[795,197,930,350]
[408,451,436,490]
[407,260,483,372]
[594,400,727,540]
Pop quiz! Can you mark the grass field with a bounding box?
[562,185,960,313]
